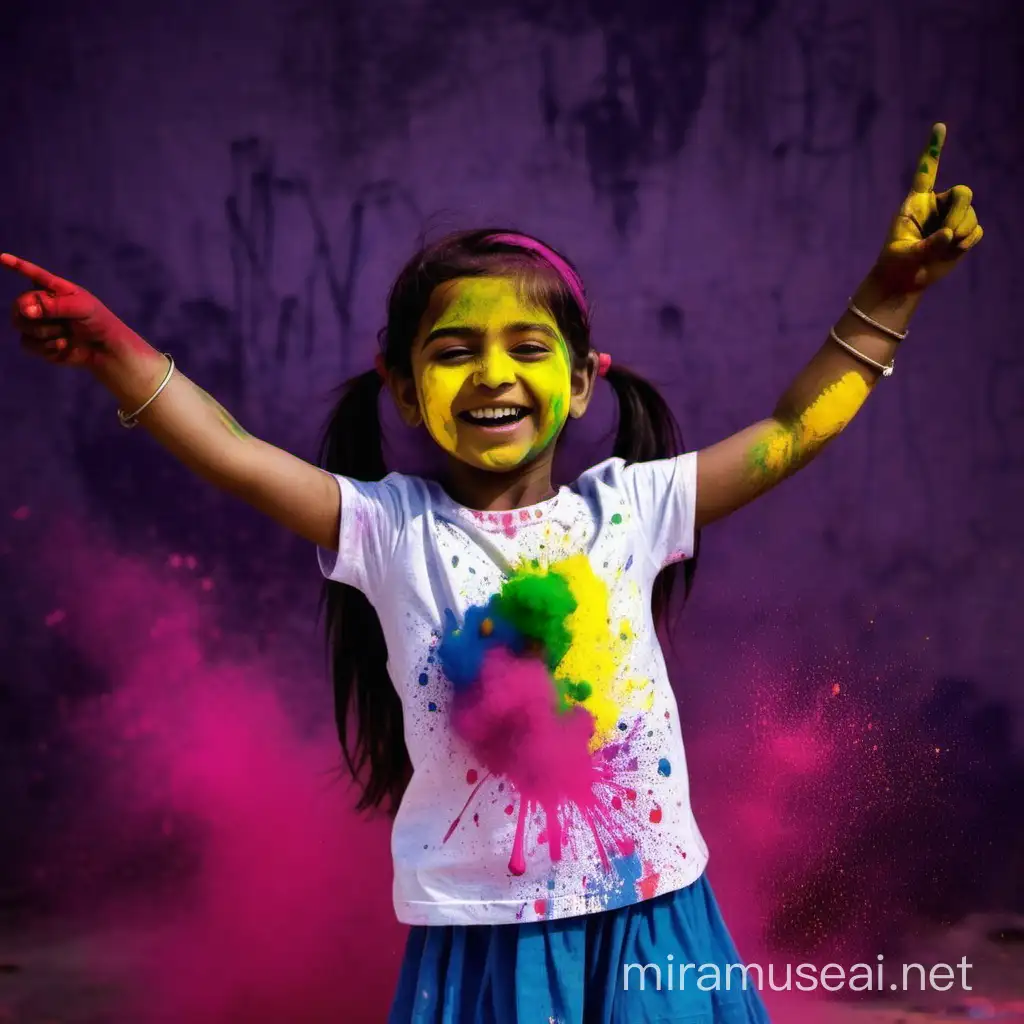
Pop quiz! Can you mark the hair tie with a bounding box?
[596,352,612,377]
[374,353,387,379]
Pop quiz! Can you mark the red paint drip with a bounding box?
[638,860,660,900]
[443,771,493,843]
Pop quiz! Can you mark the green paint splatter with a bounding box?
[493,567,577,672]
[553,678,592,711]
[199,391,249,440]
[610,513,622,525]
[918,161,930,174]
[748,424,801,480]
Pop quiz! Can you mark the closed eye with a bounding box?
[433,346,473,363]
[511,342,552,358]
[432,342,551,363]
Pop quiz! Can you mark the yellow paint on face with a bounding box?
[750,372,870,479]
[415,278,572,471]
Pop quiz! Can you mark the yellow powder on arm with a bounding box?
[749,372,870,481]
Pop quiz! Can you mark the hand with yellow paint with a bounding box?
[873,123,983,293]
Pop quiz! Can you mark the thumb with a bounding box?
[918,226,954,257]
[889,226,954,260]
[25,288,96,321]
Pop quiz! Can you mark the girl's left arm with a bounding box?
[695,122,983,531]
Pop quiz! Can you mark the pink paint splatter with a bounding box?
[446,647,634,875]
[638,860,660,900]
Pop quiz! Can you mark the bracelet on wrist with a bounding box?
[117,354,175,428]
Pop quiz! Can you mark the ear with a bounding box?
[568,350,599,419]
[387,372,423,428]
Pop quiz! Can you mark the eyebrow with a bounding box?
[422,322,561,346]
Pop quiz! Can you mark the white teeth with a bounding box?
[464,406,525,423]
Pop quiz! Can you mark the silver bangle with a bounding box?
[829,327,894,377]
[117,354,175,428]
[847,299,908,342]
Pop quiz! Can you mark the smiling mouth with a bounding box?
[457,405,532,427]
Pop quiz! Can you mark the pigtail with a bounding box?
[603,363,700,626]
[319,368,411,815]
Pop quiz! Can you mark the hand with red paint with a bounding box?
[873,123,983,293]
[2,252,139,366]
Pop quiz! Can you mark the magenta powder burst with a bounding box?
[447,646,636,875]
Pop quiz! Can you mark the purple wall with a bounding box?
[1,1,1021,1019]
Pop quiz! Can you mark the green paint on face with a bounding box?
[918,161,930,174]
[531,391,567,456]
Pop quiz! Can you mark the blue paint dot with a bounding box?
[624,555,633,572]
[469,567,476,574]
[428,701,438,712]
[618,722,627,732]
[418,672,429,686]
[658,758,672,777]
[452,555,459,567]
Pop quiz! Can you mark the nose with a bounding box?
[472,343,517,389]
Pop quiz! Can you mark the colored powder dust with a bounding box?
[22,520,400,1023]
[450,647,610,874]
[551,555,646,747]
[492,568,576,670]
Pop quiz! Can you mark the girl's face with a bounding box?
[398,277,589,472]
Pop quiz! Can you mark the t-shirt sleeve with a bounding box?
[317,474,408,597]
[620,452,699,569]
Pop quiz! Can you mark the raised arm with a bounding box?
[3,253,341,551]
[694,122,982,531]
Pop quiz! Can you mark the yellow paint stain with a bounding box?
[758,429,798,475]
[752,372,869,478]
[798,372,869,443]
[539,554,646,749]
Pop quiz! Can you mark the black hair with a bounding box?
[319,228,698,815]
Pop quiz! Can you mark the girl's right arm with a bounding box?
[3,253,342,552]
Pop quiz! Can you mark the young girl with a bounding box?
[4,123,980,1022]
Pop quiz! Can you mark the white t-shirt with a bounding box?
[319,455,709,926]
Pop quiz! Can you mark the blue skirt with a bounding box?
[389,874,772,1023]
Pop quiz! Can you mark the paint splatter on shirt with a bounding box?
[318,455,707,926]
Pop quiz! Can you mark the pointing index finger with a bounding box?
[911,122,946,193]
[0,253,71,293]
